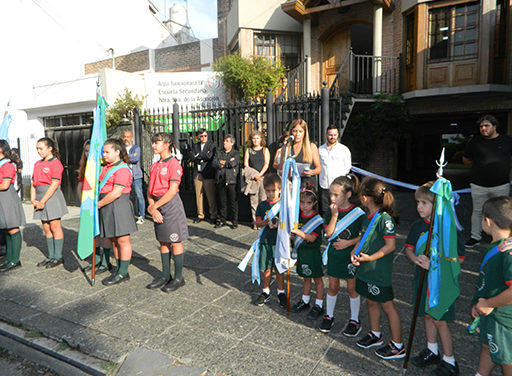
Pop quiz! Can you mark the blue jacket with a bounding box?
[127,144,143,180]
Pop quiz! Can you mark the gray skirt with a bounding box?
[0,185,26,229]
[33,185,68,221]
[99,193,137,238]
[152,194,189,243]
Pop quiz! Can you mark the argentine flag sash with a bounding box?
[415,231,429,256]
[479,245,499,272]
[353,211,381,256]
[0,158,11,168]
[275,157,301,274]
[322,207,365,265]
[99,163,131,191]
[292,214,323,258]
[237,202,281,284]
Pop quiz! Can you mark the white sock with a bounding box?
[443,355,456,366]
[371,330,381,338]
[349,296,360,321]
[326,294,337,318]
[302,294,310,304]
[427,342,439,355]
[262,288,270,295]
[315,298,323,308]
[392,340,403,349]
[277,289,285,295]
[475,373,484,376]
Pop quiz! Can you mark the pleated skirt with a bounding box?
[99,193,137,238]
[152,194,189,243]
[33,185,68,221]
[0,185,26,229]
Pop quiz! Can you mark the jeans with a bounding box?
[131,178,146,218]
[470,182,510,240]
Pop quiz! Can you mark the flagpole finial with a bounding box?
[436,148,447,178]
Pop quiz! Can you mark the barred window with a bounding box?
[254,33,300,68]
[43,112,93,128]
[428,2,479,61]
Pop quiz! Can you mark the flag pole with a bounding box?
[402,149,446,375]
[283,137,294,316]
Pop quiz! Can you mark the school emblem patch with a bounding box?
[160,167,168,175]
[487,334,499,354]
[301,264,312,276]
[368,283,380,296]
[43,167,50,174]
[347,263,356,276]
[385,220,394,232]
[177,169,181,176]
[169,233,179,242]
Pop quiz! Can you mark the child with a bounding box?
[253,173,286,307]
[319,174,364,334]
[32,137,68,268]
[146,132,189,292]
[77,140,112,274]
[213,134,239,229]
[351,177,404,360]
[405,182,464,375]
[472,196,512,376]
[98,138,137,286]
[0,140,26,272]
[290,183,325,320]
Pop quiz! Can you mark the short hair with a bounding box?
[198,128,207,134]
[482,196,512,231]
[263,173,281,189]
[477,114,499,128]
[415,181,435,203]
[224,134,235,143]
[326,124,339,132]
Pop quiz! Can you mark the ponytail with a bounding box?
[360,177,398,222]
[104,138,130,164]
[331,173,360,205]
[37,137,61,160]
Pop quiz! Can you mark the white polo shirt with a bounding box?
[319,142,351,189]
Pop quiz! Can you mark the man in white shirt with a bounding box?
[318,125,352,214]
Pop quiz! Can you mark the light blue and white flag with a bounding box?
[0,102,13,143]
[292,213,323,258]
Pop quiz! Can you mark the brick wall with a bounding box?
[216,0,231,61]
[84,50,149,74]
[155,41,201,71]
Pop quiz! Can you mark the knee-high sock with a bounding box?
[326,293,337,318]
[350,296,361,322]
[4,232,12,263]
[173,253,184,281]
[101,247,111,267]
[161,252,171,279]
[53,238,64,259]
[93,247,101,266]
[118,259,130,276]
[10,231,22,263]
[46,237,55,259]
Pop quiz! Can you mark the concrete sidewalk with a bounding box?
[0,193,496,375]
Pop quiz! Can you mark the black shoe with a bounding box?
[412,348,440,368]
[319,315,334,333]
[45,258,63,269]
[231,222,238,229]
[342,320,362,337]
[102,273,130,286]
[193,218,202,224]
[430,360,458,376]
[277,292,287,307]
[306,304,324,320]
[356,332,383,349]
[214,221,226,229]
[290,299,310,313]
[146,276,170,290]
[37,258,51,267]
[253,292,271,306]
[375,342,406,360]
[83,263,102,272]
[161,278,185,292]
[96,265,110,275]
[465,238,480,248]
[0,261,21,272]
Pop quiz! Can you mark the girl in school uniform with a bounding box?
[146,132,188,292]
[290,184,325,320]
[32,137,68,268]
[76,140,112,274]
[0,140,26,272]
[319,174,364,335]
[98,138,137,286]
[351,177,404,360]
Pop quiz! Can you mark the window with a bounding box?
[428,2,479,61]
[43,112,93,128]
[253,33,300,68]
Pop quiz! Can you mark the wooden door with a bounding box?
[404,10,417,92]
[322,27,350,91]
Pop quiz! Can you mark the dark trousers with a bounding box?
[319,187,330,216]
[217,183,238,224]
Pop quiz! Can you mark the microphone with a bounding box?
[287,135,295,143]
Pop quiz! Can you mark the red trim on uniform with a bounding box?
[302,211,318,219]
[423,218,431,225]
[338,204,354,212]
[266,199,280,204]
[505,280,512,286]
[405,243,415,249]
[255,216,263,220]
[458,256,465,261]
[383,235,396,239]
[367,210,379,219]
[310,232,319,238]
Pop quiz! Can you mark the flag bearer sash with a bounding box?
[353,210,381,256]
[99,163,131,191]
[238,202,281,284]
[322,207,365,265]
[293,214,323,257]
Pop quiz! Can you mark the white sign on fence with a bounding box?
[144,72,225,108]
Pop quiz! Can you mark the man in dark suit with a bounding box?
[191,129,217,224]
